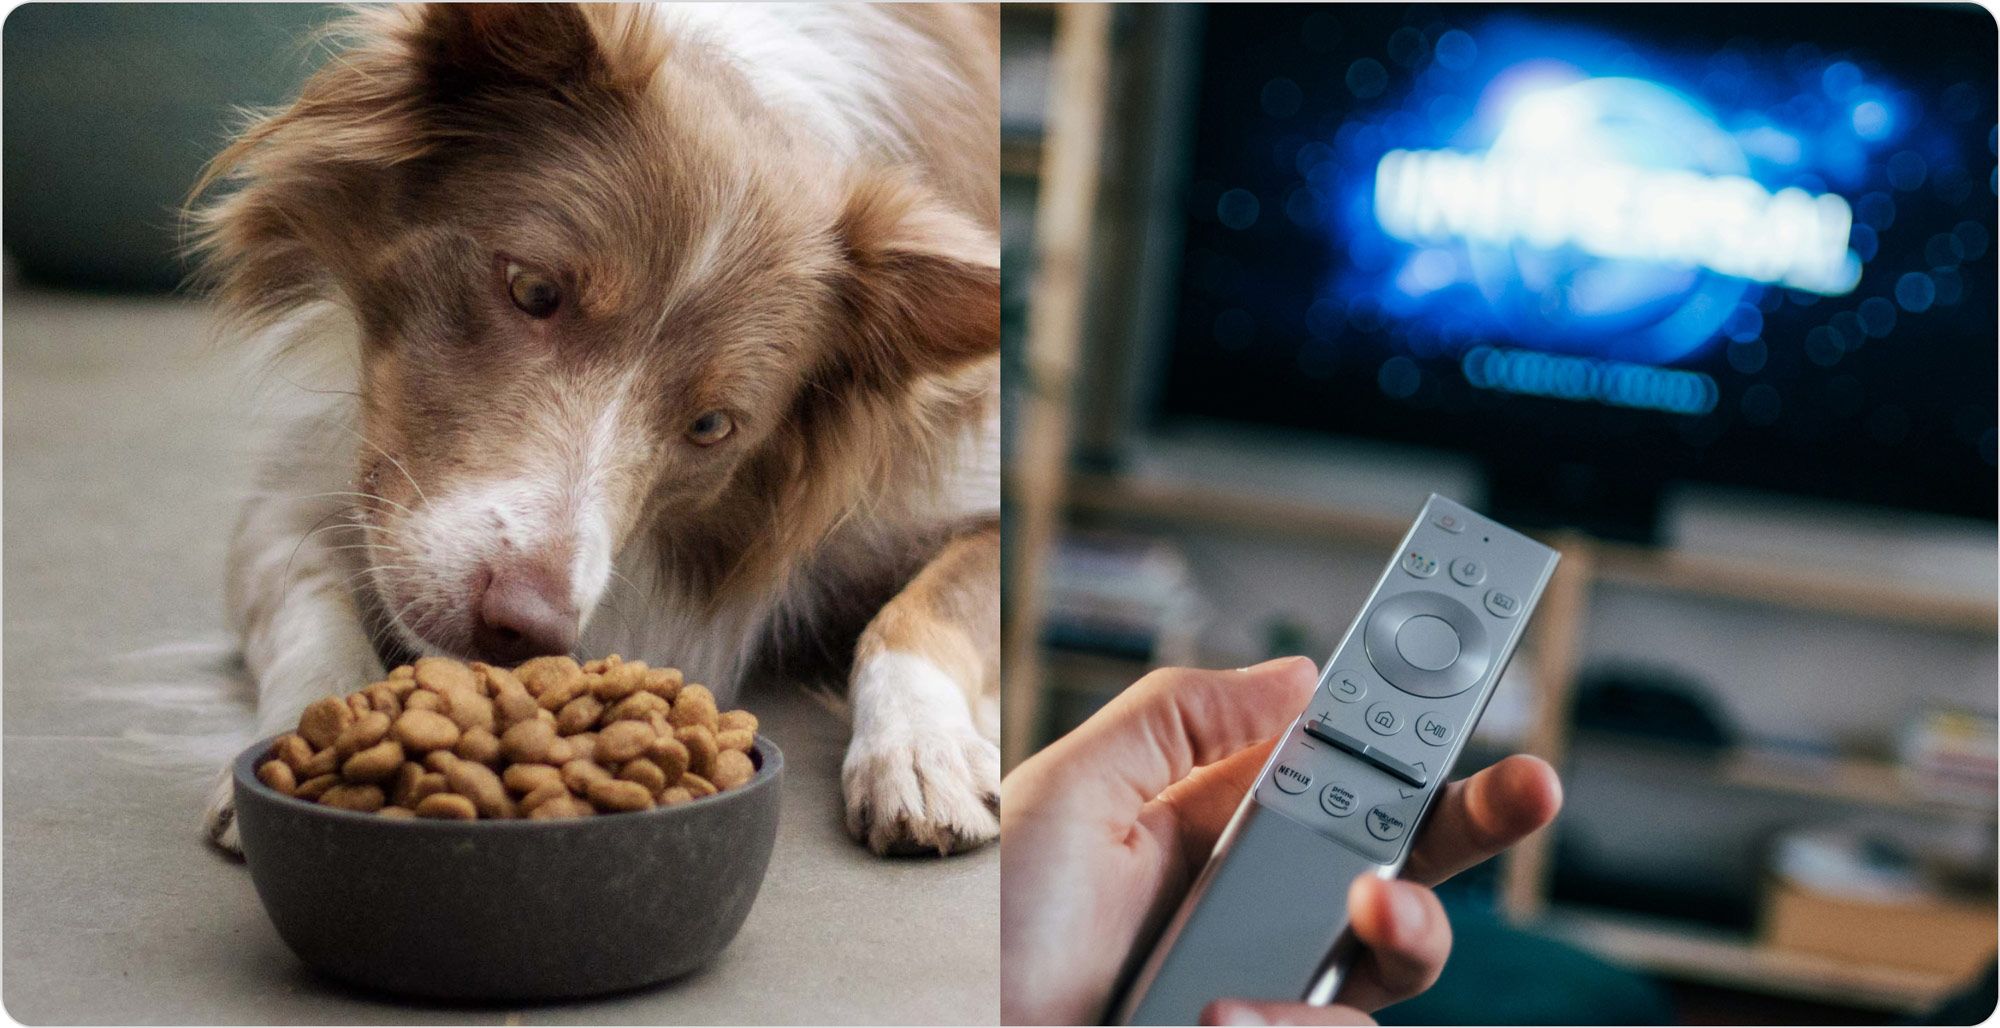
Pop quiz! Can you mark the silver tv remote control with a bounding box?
[1111,495,1558,1026]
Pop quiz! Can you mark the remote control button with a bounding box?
[1395,615,1460,671]
[1484,589,1521,618]
[1326,668,1368,703]
[1415,712,1455,746]
[1304,719,1429,786]
[1366,806,1409,841]
[1432,512,1466,534]
[1320,782,1360,818]
[1272,761,1313,794]
[1400,550,1439,578]
[1364,591,1492,699]
[1364,702,1403,736]
[1449,558,1487,586]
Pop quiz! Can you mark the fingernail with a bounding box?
[1387,881,1425,942]
[1239,655,1312,674]
[1205,1001,1269,1026]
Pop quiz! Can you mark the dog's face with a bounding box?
[199,4,997,662]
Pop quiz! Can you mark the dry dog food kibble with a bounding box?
[259,656,761,819]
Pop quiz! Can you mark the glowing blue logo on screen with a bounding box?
[1369,77,1862,366]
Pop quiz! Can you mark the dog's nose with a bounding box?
[472,566,578,664]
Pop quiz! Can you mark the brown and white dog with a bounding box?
[193,3,1000,856]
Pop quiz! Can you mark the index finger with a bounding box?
[1400,753,1562,886]
[1023,657,1318,816]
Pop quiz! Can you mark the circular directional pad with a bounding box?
[1395,615,1460,671]
[1364,591,1491,698]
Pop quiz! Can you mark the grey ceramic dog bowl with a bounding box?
[232,733,782,1000]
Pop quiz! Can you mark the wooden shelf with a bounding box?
[1061,471,1997,633]
[1535,907,1968,1014]
[1592,539,1996,634]
[1575,732,1997,818]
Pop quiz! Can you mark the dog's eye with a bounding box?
[506,262,561,319]
[687,411,734,446]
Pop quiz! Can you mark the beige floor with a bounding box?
[0,286,999,1025]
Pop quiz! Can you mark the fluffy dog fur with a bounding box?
[192,3,1000,855]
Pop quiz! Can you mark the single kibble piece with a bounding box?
[333,710,392,757]
[342,739,405,783]
[669,684,719,733]
[712,749,755,790]
[378,806,416,819]
[596,720,654,763]
[529,795,594,819]
[516,656,583,699]
[423,750,459,774]
[557,695,604,735]
[681,773,717,798]
[454,726,502,767]
[502,762,564,796]
[659,786,693,806]
[566,732,598,763]
[618,757,668,794]
[406,690,445,713]
[273,733,314,772]
[415,793,477,820]
[346,693,373,720]
[445,759,513,818]
[388,664,415,680]
[718,709,758,736]
[257,759,297,795]
[716,729,755,753]
[295,773,340,800]
[300,746,340,779]
[298,697,354,750]
[519,782,569,813]
[414,656,480,695]
[321,783,386,812]
[500,719,560,764]
[648,734,691,783]
[607,691,670,724]
[493,684,539,729]
[392,709,461,752]
[443,691,496,734]
[587,779,655,812]
[561,758,614,795]
[677,725,719,780]
[641,667,684,700]
[391,762,426,807]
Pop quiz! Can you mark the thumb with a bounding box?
[1200,999,1377,1026]
[1029,657,1318,816]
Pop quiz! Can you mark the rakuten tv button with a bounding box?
[1366,806,1408,842]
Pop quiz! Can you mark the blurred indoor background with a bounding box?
[1000,4,1998,1024]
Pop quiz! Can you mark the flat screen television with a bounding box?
[1151,3,1997,539]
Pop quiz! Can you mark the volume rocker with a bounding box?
[1304,719,1429,788]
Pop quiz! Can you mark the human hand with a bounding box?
[1000,657,1562,1026]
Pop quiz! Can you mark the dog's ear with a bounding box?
[411,3,663,98]
[830,173,1000,392]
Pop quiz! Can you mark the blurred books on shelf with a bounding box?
[1897,707,1999,803]
[1040,531,1203,663]
[1038,532,1204,740]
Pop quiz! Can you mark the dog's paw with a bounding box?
[842,723,1000,857]
[202,766,243,858]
